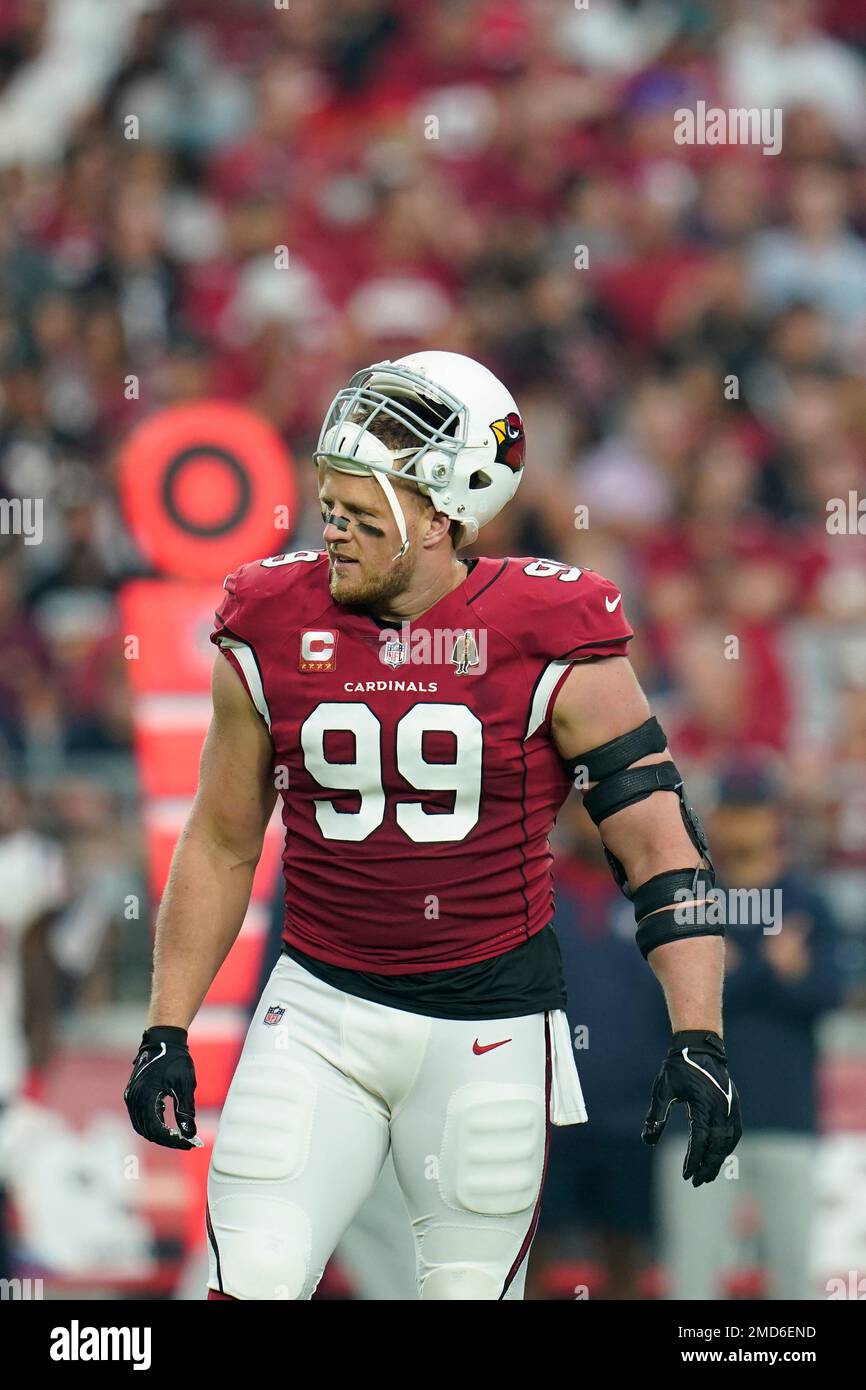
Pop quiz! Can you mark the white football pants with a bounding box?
[206,952,560,1300]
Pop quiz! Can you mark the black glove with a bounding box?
[641,1030,742,1186]
[124,1025,200,1150]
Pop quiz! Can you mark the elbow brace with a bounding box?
[561,716,718,958]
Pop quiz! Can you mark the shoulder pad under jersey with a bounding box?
[210,549,330,649]
[476,556,633,664]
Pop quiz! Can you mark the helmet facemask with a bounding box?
[315,362,467,495]
[315,363,473,558]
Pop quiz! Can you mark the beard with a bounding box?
[327,544,416,611]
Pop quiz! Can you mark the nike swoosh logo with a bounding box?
[682,1047,733,1114]
[124,1042,168,1103]
[473,1038,512,1055]
[130,1043,166,1084]
[605,594,622,612]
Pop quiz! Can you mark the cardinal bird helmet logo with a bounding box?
[490,412,525,473]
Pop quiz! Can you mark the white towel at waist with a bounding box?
[548,1008,588,1126]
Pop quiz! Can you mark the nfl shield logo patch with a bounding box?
[382,638,408,667]
[263,1004,285,1026]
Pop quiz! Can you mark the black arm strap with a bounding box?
[563,716,714,901]
[562,716,666,784]
[632,866,721,959]
[583,760,682,826]
[632,867,716,920]
[636,905,723,960]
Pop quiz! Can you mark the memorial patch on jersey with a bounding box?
[299,629,338,671]
[263,1004,285,1026]
[450,629,481,675]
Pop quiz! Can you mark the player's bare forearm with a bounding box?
[147,655,277,1029]
[552,655,723,1033]
[642,935,723,1034]
[148,825,262,1028]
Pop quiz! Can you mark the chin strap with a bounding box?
[373,468,410,560]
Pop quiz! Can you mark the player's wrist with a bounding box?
[669,1028,725,1056]
[142,1024,189,1048]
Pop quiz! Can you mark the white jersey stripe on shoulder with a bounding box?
[525,659,571,742]
[217,636,272,730]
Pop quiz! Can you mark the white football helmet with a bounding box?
[314,350,525,555]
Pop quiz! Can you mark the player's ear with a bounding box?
[421,505,453,549]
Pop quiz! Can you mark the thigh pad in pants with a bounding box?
[209,1058,317,1300]
[438,1082,545,1216]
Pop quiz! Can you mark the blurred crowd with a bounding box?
[0,0,864,1298]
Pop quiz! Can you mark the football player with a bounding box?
[125,351,741,1300]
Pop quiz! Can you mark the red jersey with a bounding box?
[210,551,632,974]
